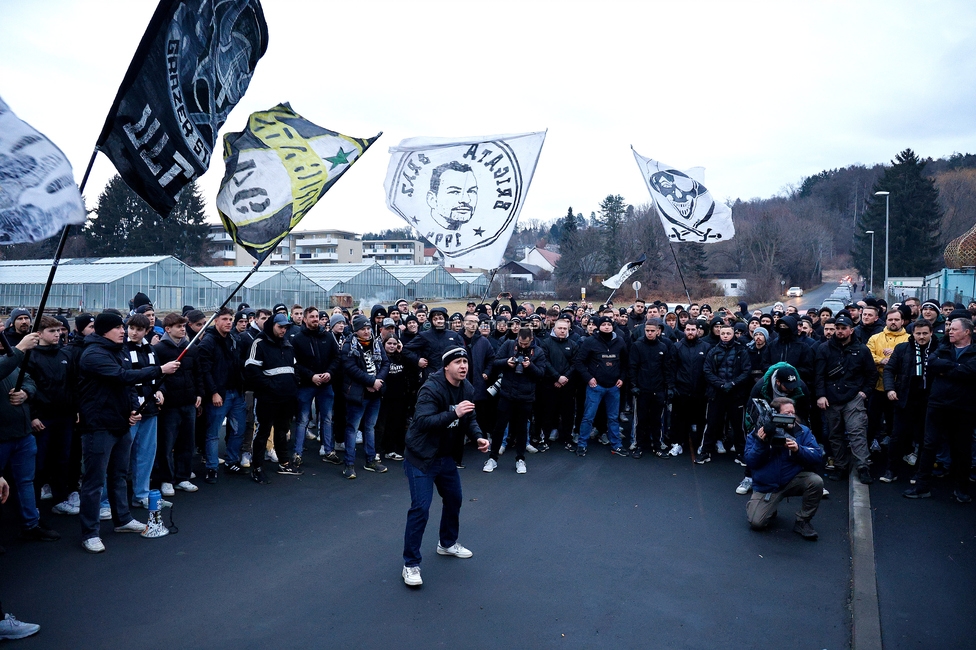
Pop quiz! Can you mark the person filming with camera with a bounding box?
[744,397,825,540]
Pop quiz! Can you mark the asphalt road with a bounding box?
[780,281,849,313]
[0,443,851,649]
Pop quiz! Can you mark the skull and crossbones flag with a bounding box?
[216,103,381,260]
[0,96,87,244]
[632,147,734,243]
[384,131,546,269]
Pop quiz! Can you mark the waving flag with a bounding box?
[97,0,268,216]
[216,103,381,260]
[632,147,734,243]
[0,96,86,244]
[384,131,546,269]
[602,253,647,289]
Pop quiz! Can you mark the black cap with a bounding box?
[835,315,854,327]
[776,368,799,392]
[272,303,287,314]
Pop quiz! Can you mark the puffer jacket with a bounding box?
[703,339,751,398]
[745,422,823,493]
[628,335,675,394]
[925,342,976,412]
[674,337,711,396]
[78,334,161,433]
[26,343,73,420]
[866,327,910,392]
[404,369,484,473]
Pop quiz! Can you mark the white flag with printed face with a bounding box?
[0,96,86,244]
[632,148,734,244]
[384,131,546,269]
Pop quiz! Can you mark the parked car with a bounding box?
[821,299,846,314]
[786,286,803,297]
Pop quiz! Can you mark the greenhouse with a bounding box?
[385,265,465,300]
[448,271,489,298]
[0,256,223,314]
[294,263,405,307]
[194,266,326,310]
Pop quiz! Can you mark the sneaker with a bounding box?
[822,487,830,498]
[857,466,873,484]
[292,454,303,468]
[455,462,465,470]
[715,440,727,454]
[436,542,473,558]
[611,447,629,458]
[218,458,225,464]
[176,481,198,492]
[99,507,112,521]
[319,445,327,457]
[483,458,497,473]
[343,466,357,479]
[241,452,252,468]
[190,472,196,479]
[576,446,587,458]
[251,467,271,485]
[537,442,549,453]
[953,490,972,504]
[224,461,245,475]
[160,482,176,497]
[204,468,218,484]
[903,486,932,499]
[618,411,630,423]
[879,470,897,483]
[385,452,404,461]
[499,442,506,455]
[277,462,304,476]
[364,460,388,473]
[869,439,882,454]
[564,442,578,452]
[82,537,105,554]
[525,442,538,454]
[734,455,747,467]
[670,444,683,456]
[306,429,318,440]
[20,524,60,542]
[548,429,559,441]
[694,451,712,465]
[52,500,79,515]
[736,477,753,495]
[131,498,148,509]
[793,519,819,540]
[825,457,836,471]
[40,484,52,500]
[516,459,527,474]
[321,451,342,465]
[114,519,147,534]
[0,613,40,640]
[599,433,610,445]
[68,491,80,508]
[632,448,645,459]
[903,452,917,467]
[265,449,279,463]
[402,565,423,586]
[335,442,346,452]
[356,431,364,445]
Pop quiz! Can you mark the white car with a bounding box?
[786,286,803,297]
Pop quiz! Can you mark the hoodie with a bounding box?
[768,315,814,386]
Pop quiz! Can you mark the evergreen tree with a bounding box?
[595,194,627,273]
[853,149,942,291]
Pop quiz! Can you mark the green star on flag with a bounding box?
[325,147,352,169]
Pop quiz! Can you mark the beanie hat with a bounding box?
[753,326,770,341]
[131,292,152,310]
[94,312,124,336]
[135,304,154,315]
[403,314,419,326]
[185,309,206,324]
[441,346,468,365]
[329,314,346,328]
[75,313,95,333]
[352,314,370,331]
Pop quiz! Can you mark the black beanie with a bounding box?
[75,313,95,333]
[132,292,152,310]
[94,312,124,336]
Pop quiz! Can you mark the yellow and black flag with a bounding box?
[216,103,380,260]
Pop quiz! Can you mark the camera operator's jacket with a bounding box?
[744,422,822,493]
[492,339,547,402]
[814,337,875,404]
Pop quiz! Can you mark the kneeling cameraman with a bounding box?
[745,397,824,540]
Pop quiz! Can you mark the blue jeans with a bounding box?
[578,384,621,449]
[295,384,334,456]
[344,397,380,466]
[80,429,134,540]
[403,456,462,567]
[205,389,246,469]
[0,435,39,530]
[101,415,157,507]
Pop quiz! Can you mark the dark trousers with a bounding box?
[474,397,497,444]
[36,417,73,505]
[703,393,745,453]
[635,391,666,451]
[379,395,410,456]
[868,389,894,444]
[491,397,532,461]
[671,394,707,450]
[251,398,295,471]
[155,405,195,484]
[885,392,927,476]
[915,405,974,494]
[80,429,134,540]
[403,456,462,567]
[536,382,576,444]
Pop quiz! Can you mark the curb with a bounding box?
[849,474,883,650]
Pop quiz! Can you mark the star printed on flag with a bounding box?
[325,148,352,170]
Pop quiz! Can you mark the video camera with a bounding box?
[747,398,797,446]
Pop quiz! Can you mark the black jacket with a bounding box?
[574,332,627,388]
[629,336,675,395]
[26,344,73,420]
[404,370,484,473]
[492,339,547,402]
[538,331,578,381]
[746,340,773,386]
[153,334,204,408]
[0,350,35,442]
[124,337,162,417]
[292,326,340,388]
[925,342,976,411]
[78,334,161,433]
[674,337,711,397]
[460,330,495,400]
[768,317,814,386]
[244,320,299,401]
[341,335,389,405]
[855,320,885,345]
[403,327,465,377]
[703,339,752,399]
[814,336,876,404]
[197,326,244,398]
[882,338,937,408]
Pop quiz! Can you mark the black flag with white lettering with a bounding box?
[97,0,268,215]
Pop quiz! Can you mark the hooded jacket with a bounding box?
[25,343,73,420]
[153,333,203,408]
[574,331,627,388]
[748,362,811,426]
[292,325,341,388]
[538,330,578,381]
[244,318,298,401]
[866,327,911,392]
[855,318,885,345]
[0,349,35,442]
[492,338,547,402]
[745,422,823,493]
[768,316,814,386]
[814,335,876,404]
[197,325,244,398]
[628,334,675,394]
[403,326,464,377]
[673,336,711,396]
[78,334,162,433]
[404,369,484,473]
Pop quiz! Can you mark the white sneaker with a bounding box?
[904,452,917,466]
[131,498,148,509]
[68,491,80,508]
[114,519,147,534]
[218,457,225,464]
[736,477,753,495]
[319,445,327,457]
[525,442,538,453]
[670,444,683,456]
[0,613,40,640]
[716,440,727,454]
[265,448,278,463]
[385,452,404,461]
[83,537,106,554]
[176,481,198,492]
[402,565,423,586]
[190,472,196,479]
[160,482,176,497]
[99,507,112,521]
[306,430,318,440]
[40,484,52,500]
[483,458,497,473]
[822,487,830,499]
[516,459,527,474]
[436,542,473,558]
[548,429,559,441]
[599,433,610,445]
[241,452,252,468]
[52,500,79,515]
[356,431,364,444]
[499,442,506,455]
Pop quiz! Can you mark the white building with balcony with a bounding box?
[207,226,362,266]
[362,239,424,265]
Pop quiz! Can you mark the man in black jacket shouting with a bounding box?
[401,347,489,587]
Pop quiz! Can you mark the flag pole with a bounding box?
[480,267,499,306]
[668,242,693,305]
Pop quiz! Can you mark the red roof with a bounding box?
[536,248,561,265]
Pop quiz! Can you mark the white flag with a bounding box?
[602,254,647,289]
[384,131,546,269]
[0,96,86,244]
[632,148,733,243]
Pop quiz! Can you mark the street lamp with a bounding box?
[875,191,890,298]
[865,230,875,294]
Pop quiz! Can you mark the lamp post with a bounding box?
[875,191,890,299]
[865,230,875,295]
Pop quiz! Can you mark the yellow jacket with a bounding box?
[867,328,910,391]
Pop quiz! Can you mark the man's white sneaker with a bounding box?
[52,500,79,515]
[548,429,559,441]
[160,482,176,497]
[356,431,364,444]
[114,519,147,534]
[499,442,506,455]
[82,537,106,554]
[319,445,327,457]
[176,481,198,492]
[822,487,830,498]
[436,542,473,558]
[265,449,279,463]
[516,459,527,474]
[670,444,683,456]
[241,452,252,468]
[903,452,917,466]
[335,442,346,452]
[525,442,538,453]
[99,507,112,521]
[483,458,497,473]
[385,452,404,461]
[736,477,753,495]
[402,565,423,586]
[40,484,52,500]
[0,613,40,640]
[716,440,727,454]
[68,491,80,508]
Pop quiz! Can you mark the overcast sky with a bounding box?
[3,0,975,235]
